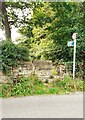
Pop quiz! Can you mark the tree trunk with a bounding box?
[1,2,11,40]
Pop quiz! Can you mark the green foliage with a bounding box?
[49,87,57,94]
[1,41,19,67]
[1,75,83,98]
[0,40,29,74]
[58,76,83,91]
[2,2,84,63]
[18,2,84,64]
[83,81,85,92]
[1,2,84,79]
[0,86,2,97]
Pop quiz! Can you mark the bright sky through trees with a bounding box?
[0,28,20,42]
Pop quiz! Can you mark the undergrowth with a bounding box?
[1,75,83,98]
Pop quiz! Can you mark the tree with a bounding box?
[0,2,11,40]
[76,1,85,79]
[0,2,33,40]
[29,3,56,60]
[0,2,84,79]
[19,2,81,62]
[18,2,85,79]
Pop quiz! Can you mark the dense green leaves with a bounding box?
[0,41,29,74]
[18,2,81,62]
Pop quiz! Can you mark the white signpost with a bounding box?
[72,33,77,80]
[68,33,77,80]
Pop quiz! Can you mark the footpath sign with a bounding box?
[67,41,74,47]
[68,32,77,80]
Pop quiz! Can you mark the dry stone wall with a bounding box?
[12,60,65,83]
[0,60,65,83]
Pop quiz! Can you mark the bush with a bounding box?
[0,41,29,75]
[56,76,83,92]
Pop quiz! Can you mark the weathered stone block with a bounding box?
[33,60,52,70]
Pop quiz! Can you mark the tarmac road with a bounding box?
[1,92,83,118]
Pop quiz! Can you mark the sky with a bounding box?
[11,27,21,42]
[0,29,5,40]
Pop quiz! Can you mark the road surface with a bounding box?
[1,92,83,118]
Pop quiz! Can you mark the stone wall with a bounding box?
[0,60,65,83]
[12,60,65,83]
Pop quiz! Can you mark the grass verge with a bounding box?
[1,75,83,98]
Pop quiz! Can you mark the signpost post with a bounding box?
[67,32,77,80]
[72,33,77,80]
